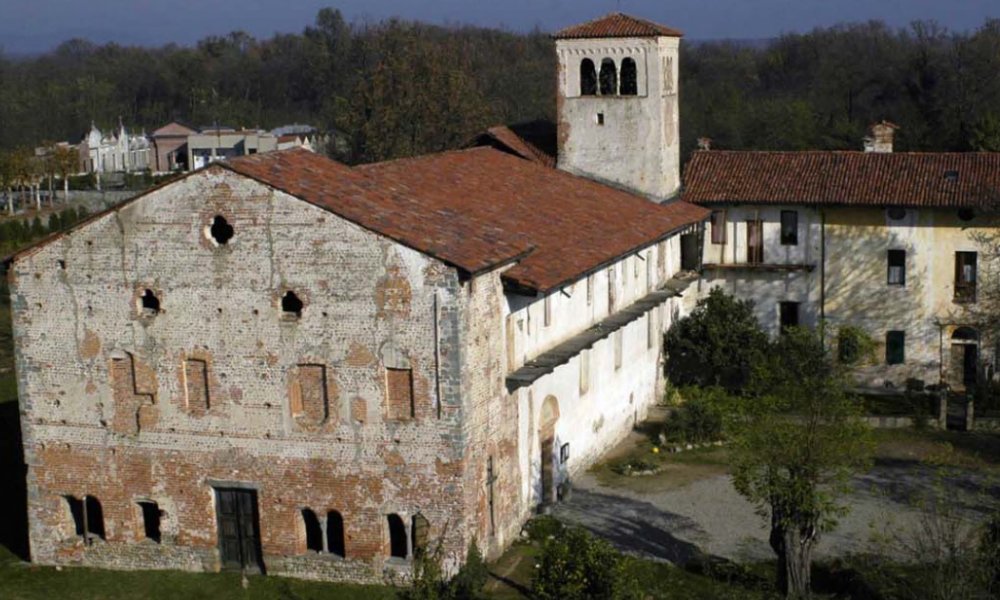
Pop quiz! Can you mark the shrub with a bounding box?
[523,515,564,542]
[837,324,877,366]
[661,386,728,444]
[400,538,490,600]
[531,526,640,600]
[449,540,489,600]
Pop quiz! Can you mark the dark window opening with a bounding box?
[888,250,906,286]
[838,329,859,364]
[66,496,85,537]
[411,514,430,559]
[596,113,605,126]
[67,495,105,543]
[958,208,976,222]
[580,59,597,96]
[955,252,977,303]
[599,58,617,96]
[302,509,323,552]
[887,208,907,221]
[387,514,407,559]
[139,501,161,543]
[710,211,726,245]
[945,170,959,182]
[886,331,906,365]
[140,289,160,314]
[327,511,345,558]
[209,215,234,245]
[282,291,304,317]
[58,260,66,270]
[779,302,800,333]
[780,211,798,245]
[620,57,638,95]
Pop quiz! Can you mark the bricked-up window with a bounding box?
[139,289,160,316]
[302,509,323,552]
[886,331,906,365]
[387,514,408,559]
[290,365,329,423]
[614,330,623,370]
[888,250,906,286]
[209,215,234,245]
[647,311,657,349]
[386,368,415,420]
[579,350,590,395]
[66,495,104,544]
[281,291,304,319]
[600,58,618,96]
[139,501,161,543]
[586,275,594,306]
[544,295,552,327]
[955,252,977,302]
[327,511,346,558]
[620,57,638,95]
[411,514,430,559]
[780,211,798,246]
[710,211,726,245]
[183,358,210,412]
[580,59,597,96]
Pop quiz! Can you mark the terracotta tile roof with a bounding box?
[682,151,1000,208]
[221,149,532,275]
[473,121,557,168]
[554,12,683,40]
[361,147,708,292]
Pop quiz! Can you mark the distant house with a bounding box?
[186,128,278,170]
[150,121,198,173]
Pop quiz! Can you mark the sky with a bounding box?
[0,0,997,54]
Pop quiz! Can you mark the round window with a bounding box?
[958,208,976,222]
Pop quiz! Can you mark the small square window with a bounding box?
[886,331,906,365]
[596,113,605,126]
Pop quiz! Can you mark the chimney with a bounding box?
[697,137,713,151]
[864,121,899,153]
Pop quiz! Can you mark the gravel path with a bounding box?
[553,462,997,564]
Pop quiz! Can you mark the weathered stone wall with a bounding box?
[11,166,469,583]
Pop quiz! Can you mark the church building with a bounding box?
[8,13,706,584]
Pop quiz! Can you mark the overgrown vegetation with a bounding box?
[0,205,89,256]
[661,386,727,444]
[530,522,640,600]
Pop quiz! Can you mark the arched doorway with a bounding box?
[539,396,560,507]
[950,327,980,390]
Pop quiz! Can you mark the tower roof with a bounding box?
[553,12,683,40]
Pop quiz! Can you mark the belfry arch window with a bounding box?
[580,59,597,96]
[599,58,617,96]
[620,58,638,95]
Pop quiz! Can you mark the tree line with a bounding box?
[2,11,1000,165]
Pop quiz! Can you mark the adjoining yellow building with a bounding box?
[683,126,1000,391]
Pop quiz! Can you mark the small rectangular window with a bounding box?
[780,211,798,246]
[139,501,161,543]
[647,311,656,349]
[779,302,800,332]
[634,255,640,279]
[586,275,594,306]
[887,250,906,286]
[886,331,906,365]
[386,368,414,420]
[579,350,590,396]
[955,252,977,302]
[710,211,726,245]
[544,295,552,327]
[290,364,329,423]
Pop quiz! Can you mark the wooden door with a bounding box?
[541,437,555,505]
[216,488,263,573]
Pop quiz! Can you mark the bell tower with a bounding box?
[554,13,682,200]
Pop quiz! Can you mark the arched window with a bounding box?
[599,59,617,96]
[327,511,345,558]
[302,509,323,552]
[620,57,638,95]
[580,59,597,96]
[387,514,407,559]
[411,513,430,558]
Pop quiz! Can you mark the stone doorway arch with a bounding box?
[539,396,560,508]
